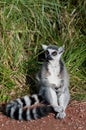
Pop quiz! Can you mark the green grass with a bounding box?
[0,0,86,102]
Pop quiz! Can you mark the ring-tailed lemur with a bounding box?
[5,44,70,120]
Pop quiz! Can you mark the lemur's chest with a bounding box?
[47,64,61,87]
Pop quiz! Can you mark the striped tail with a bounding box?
[5,94,52,120]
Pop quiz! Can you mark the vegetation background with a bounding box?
[0,0,86,103]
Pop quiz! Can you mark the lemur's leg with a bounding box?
[40,87,63,113]
[56,88,70,119]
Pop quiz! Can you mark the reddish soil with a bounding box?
[0,100,86,130]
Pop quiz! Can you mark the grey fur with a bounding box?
[47,45,58,50]
[5,44,70,120]
[36,44,70,119]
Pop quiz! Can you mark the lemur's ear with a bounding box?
[58,45,65,54]
[42,44,48,50]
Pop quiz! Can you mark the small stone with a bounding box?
[79,115,83,118]
[78,126,84,130]
[2,124,4,127]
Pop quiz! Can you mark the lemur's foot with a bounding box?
[54,106,63,113]
[56,111,66,119]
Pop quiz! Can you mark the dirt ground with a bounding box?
[0,100,86,130]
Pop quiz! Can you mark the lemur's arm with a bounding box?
[39,87,63,113]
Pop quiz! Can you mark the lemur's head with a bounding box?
[42,44,64,61]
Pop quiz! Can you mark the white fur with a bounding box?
[32,108,38,119]
[32,94,39,104]
[47,60,61,87]
[18,108,23,120]
[42,44,47,50]
[10,107,16,118]
[16,98,23,106]
[26,109,31,120]
[23,95,31,106]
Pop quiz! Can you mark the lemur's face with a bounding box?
[42,45,64,61]
[45,49,58,61]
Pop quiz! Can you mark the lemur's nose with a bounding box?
[55,87,58,90]
[47,55,52,60]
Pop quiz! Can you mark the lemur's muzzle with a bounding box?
[47,55,53,60]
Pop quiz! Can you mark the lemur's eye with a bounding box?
[45,50,49,55]
[52,51,57,56]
